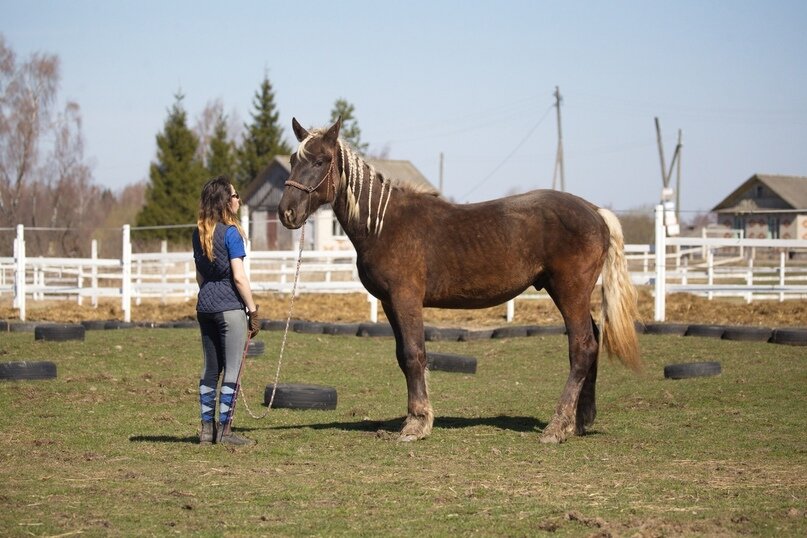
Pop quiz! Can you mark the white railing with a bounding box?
[3,211,807,323]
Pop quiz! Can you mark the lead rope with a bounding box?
[238,225,306,419]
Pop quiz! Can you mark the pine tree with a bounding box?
[207,113,236,180]
[136,93,207,242]
[330,98,368,154]
[235,74,291,189]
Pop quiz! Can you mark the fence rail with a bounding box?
[3,211,807,323]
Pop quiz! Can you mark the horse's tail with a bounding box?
[597,208,642,372]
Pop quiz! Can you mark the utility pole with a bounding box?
[551,86,565,192]
[439,152,444,194]
[655,117,683,235]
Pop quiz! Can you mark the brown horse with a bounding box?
[279,118,641,444]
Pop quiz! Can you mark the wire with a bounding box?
[459,104,554,201]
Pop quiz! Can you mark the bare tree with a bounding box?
[0,36,59,226]
[193,98,225,166]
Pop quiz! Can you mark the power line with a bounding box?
[459,104,554,201]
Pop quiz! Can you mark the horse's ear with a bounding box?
[292,117,309,142]
[323,116,342,145]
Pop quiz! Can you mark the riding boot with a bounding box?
[199,381,217,444]
[216,421,255,446]
[199,421,216,445]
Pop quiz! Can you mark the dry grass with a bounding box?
[2,288,806,328]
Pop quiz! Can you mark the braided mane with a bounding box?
[296,130,438,235]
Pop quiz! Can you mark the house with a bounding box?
[242,155,436,250]
[712,174,807,240]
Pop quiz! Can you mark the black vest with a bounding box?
[193,225,245,313]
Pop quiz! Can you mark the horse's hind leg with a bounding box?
[382,300,434,442]
[541,281,600,444]
[576,316,600,433]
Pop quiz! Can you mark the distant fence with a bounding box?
[2,206,807,323]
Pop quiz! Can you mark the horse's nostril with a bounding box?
[284,209,295,223]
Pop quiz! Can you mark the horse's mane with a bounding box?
[296,129,439,234]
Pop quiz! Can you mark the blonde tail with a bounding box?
[597,208,642,372]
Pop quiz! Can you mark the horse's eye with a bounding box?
[314,160,323,167]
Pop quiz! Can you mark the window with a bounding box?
[768,216,780,239]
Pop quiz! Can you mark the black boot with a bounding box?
[216,422,255,446]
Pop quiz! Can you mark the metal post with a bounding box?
[654,205,666,321]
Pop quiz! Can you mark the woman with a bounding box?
[193,176,260,446]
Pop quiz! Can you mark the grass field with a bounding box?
[1,328,805,536]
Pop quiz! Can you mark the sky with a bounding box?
[2,0,806,215]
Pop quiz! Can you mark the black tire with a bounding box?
[634,321,647,334]
[685,324,726,339]
[322,323,361,336]
[9,322,38,332]
[357,323,394,337]
[294,321,325,335]
[770,328,807,346]
[644,323,689,336]
[172,320,198,329]
[427,352,477,374]
[263,383,337,410]
[459,329,494,341]
[81,320,110,330]
[104,321,135,330]
[246,340,265,357]
[664,361,721,380]
[425,326,466,342]
[721,326,772,342]
[0,320,9,332]
[0,361,57,381]
[527,325,566,336]
[262,319,295,331]
[34,324,85,342]
[492,326,529,339]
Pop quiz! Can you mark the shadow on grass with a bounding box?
[270,414,547,434]
[129,434,200,444]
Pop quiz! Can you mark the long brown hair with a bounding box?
[197,176,246,261]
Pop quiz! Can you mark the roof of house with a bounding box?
[243,154,436,209]
[711,174,807,212]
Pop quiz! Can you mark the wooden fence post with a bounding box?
[122,225,132,323]
[654,205,666,321]
[14,224,26,321]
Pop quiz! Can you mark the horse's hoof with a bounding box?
[539,432,564,444]
[398,434,419,443]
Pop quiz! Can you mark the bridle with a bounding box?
[283,154,337,206]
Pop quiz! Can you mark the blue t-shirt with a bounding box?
[225,226,246,260]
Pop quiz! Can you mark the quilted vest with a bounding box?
[193,224,245,313]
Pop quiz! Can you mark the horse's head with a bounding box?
[278,117,341,229]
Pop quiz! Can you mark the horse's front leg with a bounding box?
[382,300,433,442]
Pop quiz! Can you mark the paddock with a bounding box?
[1,326,804,535]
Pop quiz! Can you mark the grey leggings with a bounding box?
[198,309,248,387]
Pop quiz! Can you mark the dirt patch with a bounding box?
[1,289,805,327]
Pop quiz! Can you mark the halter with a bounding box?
[284,155,337,205]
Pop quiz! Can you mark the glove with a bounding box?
[247,306,261,338]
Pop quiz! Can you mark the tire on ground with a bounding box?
[0,361,57,381]
[770,328,807,346]
[246,340,265,357]
[357,323,394,337]
[81,320,109,330]
[427,352,477,374]
[34,324,85,342]
[294,321,325,334]
[322,323,361,336]
[685,324,726,339]
[263,383,337,410]
[644,323,689,336]
[663,361,721,380]
[492,326,529,339]
[425,326,467,342]
[527,325,565,336]
[459,329,494,341]
[721,326,772,342]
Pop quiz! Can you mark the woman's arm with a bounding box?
[230,257,257,313]
[196,270,204,287]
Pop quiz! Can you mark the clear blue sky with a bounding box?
[3,0,806,214]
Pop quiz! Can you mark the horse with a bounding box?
[278,118,641,444]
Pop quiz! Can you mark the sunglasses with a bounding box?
[231,192,240,200]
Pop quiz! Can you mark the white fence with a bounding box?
[2,206,807,323]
